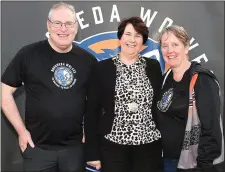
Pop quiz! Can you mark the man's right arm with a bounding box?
[1,83,34,152]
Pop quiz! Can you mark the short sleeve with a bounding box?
[1,47,27,87]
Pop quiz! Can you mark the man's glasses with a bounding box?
[48,19,77,28]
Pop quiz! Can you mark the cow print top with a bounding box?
[105,55,161,145]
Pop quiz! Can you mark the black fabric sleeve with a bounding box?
[152,59,163,129]
[1,47,27,87]
[154,59,163,98]
[84,62,101,161]
[195,73,222,168]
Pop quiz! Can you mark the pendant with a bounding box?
[128,102,138,113]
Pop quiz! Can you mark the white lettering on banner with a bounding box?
[158,17,173,32]
[189,37,199,51]
[192,53,208,63]
[76,10,89,29]
[140,7,158,27]
[45,5,208,66]
[92,6,104,24]
[110,5,120,22]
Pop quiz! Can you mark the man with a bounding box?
[1,2,97,172]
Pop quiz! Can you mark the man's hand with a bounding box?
[19,129,35,152]
[1,83,35,153]
[87,160,101,170]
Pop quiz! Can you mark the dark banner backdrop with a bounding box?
[1,1,224,171]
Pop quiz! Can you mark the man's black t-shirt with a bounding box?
[156,67,191,159]
[1,40,97,149]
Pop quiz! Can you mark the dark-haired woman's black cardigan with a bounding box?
[84,57,163,161]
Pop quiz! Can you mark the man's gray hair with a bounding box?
[48,2,76,21]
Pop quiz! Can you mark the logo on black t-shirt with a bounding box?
[51,63,76,89]
[157,88,174,112]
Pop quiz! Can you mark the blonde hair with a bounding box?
[157,25,190,47]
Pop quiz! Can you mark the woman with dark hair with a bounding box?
[84,16,163,172]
